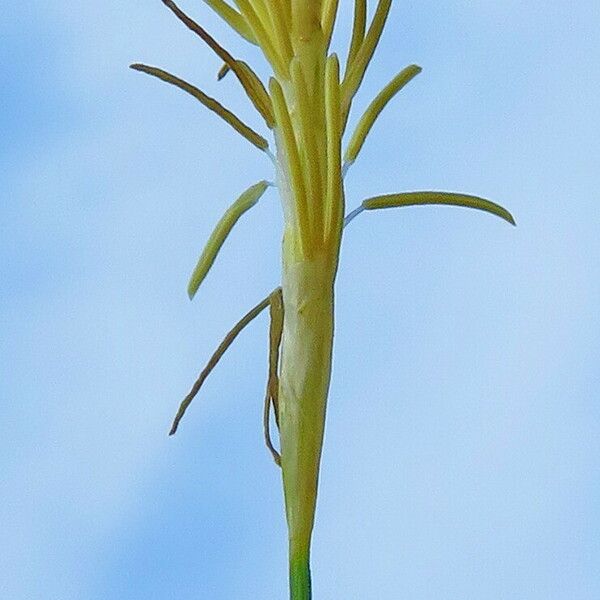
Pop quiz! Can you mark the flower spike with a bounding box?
[134,2,516,597]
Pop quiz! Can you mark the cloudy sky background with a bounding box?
[2,1,599,598]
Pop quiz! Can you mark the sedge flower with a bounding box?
[132,0,515,597]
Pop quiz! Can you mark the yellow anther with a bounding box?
[269,77,311,252]
[201,0,257,44]
[187,181,270,299]
[324,54,343,242]
[169,293,273,435]
[342,0,392,121]
[161,0,274,128]
[362,191,516,225]
[344,65,422,164]
[130,64,268,150]
[346,0,366,67]
[263,288,284,466]
[322,0,340,49]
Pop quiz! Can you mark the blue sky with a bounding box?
[1,1,599,598]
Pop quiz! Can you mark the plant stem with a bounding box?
[289,551,312,600]
[278,250,339,600]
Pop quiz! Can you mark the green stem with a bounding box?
[290,552,312,600]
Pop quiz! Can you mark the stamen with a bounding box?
[267,288,284,425]
[188,181,270,299]
[161,0,275,127]
[291,59,324,233]
[235,0,288,76]
[264,393,282,466]
[346,0,367,68]
[342,0,393,124]
[217,62,231,80]
[344,64,422,164]
[263,288,284,466]
[244,0,271,30]
[343,204,365,227]
[265,148,278,167]
[169,293,273,435]
[234,61,275,127]
[362,191,517,225]
[265,0,294,63]
[269,77,311,252]
[201,0,257,44]
[324,54,343,243]
[341,160,353,178]
[322,0,340,50]
[129,64,268,150]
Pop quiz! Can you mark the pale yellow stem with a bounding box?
[278,250,339,566]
